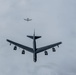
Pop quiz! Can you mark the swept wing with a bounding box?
[36,42,62,53]
[6,39,34,53]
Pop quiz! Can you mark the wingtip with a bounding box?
[6,39,8,41]
[60,42,62,44]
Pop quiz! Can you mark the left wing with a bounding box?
[6,39,34,53]
[36,42,62,53]
[24,19,27,21]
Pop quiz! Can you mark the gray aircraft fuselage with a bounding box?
[7,31,62,62]
[33,32,37,62]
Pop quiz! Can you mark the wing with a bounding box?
[36,42,62,53]
[24,19,27,21]
[6,39,34,53]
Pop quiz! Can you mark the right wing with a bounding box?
[6,39,34,53]
[36,42,62,53]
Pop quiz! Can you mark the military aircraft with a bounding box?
[6,31,62,62]
[24,18,32,21]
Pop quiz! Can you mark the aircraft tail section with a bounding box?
[27,36,33,39]
[35,36,41,39]
[27,35,41,39]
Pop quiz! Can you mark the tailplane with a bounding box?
[27,35,41,39]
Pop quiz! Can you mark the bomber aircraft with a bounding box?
[6,31,62,62]
[24,18,32,21]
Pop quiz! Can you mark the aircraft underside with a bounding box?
[33,53,37,62]
[6,31,62,62]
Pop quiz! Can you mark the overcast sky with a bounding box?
[0,0,76,75]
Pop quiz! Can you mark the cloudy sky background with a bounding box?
[0,0,76,75]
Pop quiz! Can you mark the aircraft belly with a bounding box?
[33,53,37,62]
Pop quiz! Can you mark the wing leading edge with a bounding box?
[6,39,34,53]
[36,42,62,53]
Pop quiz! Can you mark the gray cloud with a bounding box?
[0,0,76,75]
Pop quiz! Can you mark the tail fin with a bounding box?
[27,35,41,39]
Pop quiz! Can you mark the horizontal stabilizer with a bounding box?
[35,36,41,39]
[27,36,33,39]
[27,35,41,39]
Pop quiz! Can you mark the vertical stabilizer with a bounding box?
[27,30,41,39]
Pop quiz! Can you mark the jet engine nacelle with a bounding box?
[57,45,59,48]
[52,48,56,52]
[22,50,25,54]
[44,51,48,55]
[10,43,11,45]
[13,46,17,50]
